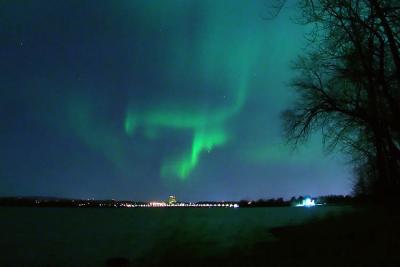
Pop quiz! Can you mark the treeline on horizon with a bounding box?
[238,195,369,207]
[0,195,368,208]
[0,197,145,208]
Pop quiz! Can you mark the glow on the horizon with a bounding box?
[296,198,316,207]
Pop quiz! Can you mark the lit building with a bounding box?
[168,195,177,205]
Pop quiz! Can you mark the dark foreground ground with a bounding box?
[118,206,400,267]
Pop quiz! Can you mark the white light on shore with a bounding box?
[296,198,315,207]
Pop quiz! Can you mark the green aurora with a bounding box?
[62,0,337,182]
[122,1,264,179]
[0,0,351,199]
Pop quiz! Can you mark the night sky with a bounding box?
[0,0,351,201]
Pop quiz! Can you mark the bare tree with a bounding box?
[281,0,400,198]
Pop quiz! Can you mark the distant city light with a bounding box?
[149,202,167,207]
[52,195,240,209]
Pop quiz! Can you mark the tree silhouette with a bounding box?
[281,0,400,198]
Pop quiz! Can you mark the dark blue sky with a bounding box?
[0,0,351,201]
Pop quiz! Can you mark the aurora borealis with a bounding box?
[0,0,350,200]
